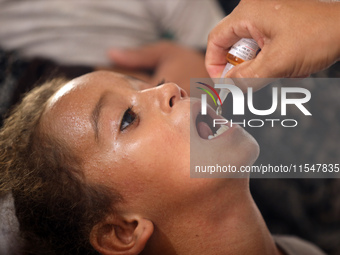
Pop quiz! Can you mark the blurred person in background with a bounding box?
[0,0,224,94]
[0,0,224,127]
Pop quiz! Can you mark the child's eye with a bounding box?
[120,107,137,131]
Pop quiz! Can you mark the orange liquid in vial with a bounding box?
[226,53,245,66]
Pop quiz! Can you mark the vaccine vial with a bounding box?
[217,38,260,116]
[221,38,260,77]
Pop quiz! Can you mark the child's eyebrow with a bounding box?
[91,92,108,142]
[124,74,144,82]
[123,75,150,90]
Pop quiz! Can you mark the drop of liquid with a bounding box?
[216,105,222,116]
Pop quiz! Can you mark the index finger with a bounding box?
[205,20,240,77]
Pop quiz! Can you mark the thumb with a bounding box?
[108,44,166,69]
[225,51,281,91]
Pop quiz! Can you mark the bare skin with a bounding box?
[206,0,340,86]
[41,71,281,255]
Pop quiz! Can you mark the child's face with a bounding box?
[41,71,258,220]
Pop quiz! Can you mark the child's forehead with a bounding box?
[48,80,79,108]
[47,71,150,108]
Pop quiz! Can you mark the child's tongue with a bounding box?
[196,121,213,139]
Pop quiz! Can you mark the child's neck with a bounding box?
[143,191,282,255]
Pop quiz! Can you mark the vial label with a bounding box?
[229,38,259,61]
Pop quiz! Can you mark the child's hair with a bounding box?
[0,79,122,255]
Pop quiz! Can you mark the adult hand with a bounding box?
[206,0,340,81]
[108,40,210,95]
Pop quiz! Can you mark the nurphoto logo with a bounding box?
[197,82,312,128]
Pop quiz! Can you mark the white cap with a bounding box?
[217,88,230,106]
[221,62,234,78]
[217,63,234,105]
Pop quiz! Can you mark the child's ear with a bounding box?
[90,214,154,255]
